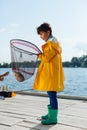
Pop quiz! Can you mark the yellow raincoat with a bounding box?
[33,38,64,91]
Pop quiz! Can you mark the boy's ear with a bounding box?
[47,30,50,35]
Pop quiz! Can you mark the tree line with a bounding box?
[0,55,87,68]
[63,55,87,67]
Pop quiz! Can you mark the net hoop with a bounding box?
[10,39,41,82]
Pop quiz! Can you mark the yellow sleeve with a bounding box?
[38,45,57,62]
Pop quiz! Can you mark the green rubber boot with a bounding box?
[41,108,58,125]
[41,105,51,120]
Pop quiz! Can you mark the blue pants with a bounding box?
[47,91,58,109]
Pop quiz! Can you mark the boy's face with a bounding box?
[39,31,50,41]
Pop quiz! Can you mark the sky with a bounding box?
[0,0,87,63]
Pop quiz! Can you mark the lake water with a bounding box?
[0,68,87,97]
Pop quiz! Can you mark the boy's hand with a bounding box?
[38,53,42,59]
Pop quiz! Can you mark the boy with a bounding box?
[33,23,64,125]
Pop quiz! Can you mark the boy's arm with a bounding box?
[38,47,57,62]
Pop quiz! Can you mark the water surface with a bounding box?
[0,68,87,97]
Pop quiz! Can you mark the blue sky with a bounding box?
[0,0,87,63]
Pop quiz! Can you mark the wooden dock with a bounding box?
[0,93,87,130]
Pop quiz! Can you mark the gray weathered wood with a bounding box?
[0,94,87,130]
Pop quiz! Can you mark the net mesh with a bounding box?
[10,39,41,82]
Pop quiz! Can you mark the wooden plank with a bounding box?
[5,125,30,130]
[18,119,84,130]
[60,110,87,120]
[59,105,87,119]
[59,115,87,129]
[0,94,87,130]
[0,111,28,119]
[0,115,22,126]
[0,125,8,130]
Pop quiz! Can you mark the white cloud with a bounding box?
[74,42,87,53]
[9,23,19,33]
[10,23,19,27]
[60,39,87,61]
[0,28,6,33]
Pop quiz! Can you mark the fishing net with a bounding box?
[10,39,41,82]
